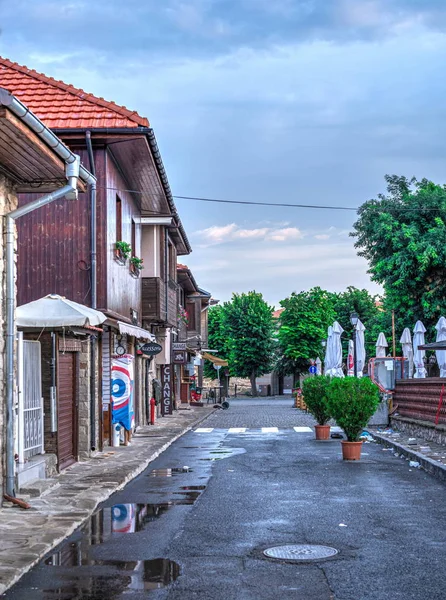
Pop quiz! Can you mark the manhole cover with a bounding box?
[263,544,338,562]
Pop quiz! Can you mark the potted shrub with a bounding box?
[129,256,144,277]
[302,376,332,440]
[115,241,132,264]
[326,377,380,460]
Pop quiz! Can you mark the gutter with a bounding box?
[0,89,96,498]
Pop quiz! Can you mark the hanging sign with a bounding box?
[173,350,187,364]
[161,365,173,415]
[139,342,163,356]
[173,342,187,351]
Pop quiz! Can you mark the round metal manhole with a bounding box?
[263,544,338,562]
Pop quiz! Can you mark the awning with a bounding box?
[418,341,446,350]
[17,294,106,328]
[117,321,155,342]
[202,352,228,367]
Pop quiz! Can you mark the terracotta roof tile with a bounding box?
[0,57,149,129]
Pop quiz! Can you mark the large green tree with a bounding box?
[224,291,276,396]
[277,287,336,382]
[204,305,231,380]
[352,175,446,340]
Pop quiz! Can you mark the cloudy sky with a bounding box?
[2,0,446,305]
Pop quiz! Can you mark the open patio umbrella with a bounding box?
[413,320,427,379]
[347,339,354,376]
[435,317,446,377]
[400,327,413,378]
[16,294,106,328]
[375,332,388,358]
[355,319,366,377]
[326,321,344,377]
[324,325,333,374]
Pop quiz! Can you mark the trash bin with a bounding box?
[258,384,271,397]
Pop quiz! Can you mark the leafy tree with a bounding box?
[331,287,380,358]
[277,287,336,382]
[204,305,231,380]
[224,291,276,396]
[352,175,446,341]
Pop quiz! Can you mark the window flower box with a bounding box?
[115,241,132,265]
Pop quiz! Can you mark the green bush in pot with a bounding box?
[302,376,331,425]
[326,377,380,441]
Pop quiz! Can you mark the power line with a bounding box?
[97,185,446,212]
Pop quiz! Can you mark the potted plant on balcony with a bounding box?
[115,241,132,264]
[129,256,144,277]
[302,376,332,440]
[178,305,188,325]
[326,377,380,460]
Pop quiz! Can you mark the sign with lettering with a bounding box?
[173,342,187,351]
[161,365,173,415]
[173,350,187,364]
[139,342,163,356]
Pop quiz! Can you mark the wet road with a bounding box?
[3,398,446,599]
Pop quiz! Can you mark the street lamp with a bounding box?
[350,312,359,377]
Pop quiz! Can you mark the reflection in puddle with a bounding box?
[46,503,184,566]
[149,467,193,477]
[42,559,180,598]
[180,485,206,491]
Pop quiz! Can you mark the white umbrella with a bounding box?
[355,319,366,377]
[316,357,322,375]
[435,317,446,377]
[413,320,427,379]
[347,340,354,376]
[324,326,333,374]
[400,327,414,378]
[16,294,107,328]
[375,332,388,358]
[326,321,344,377]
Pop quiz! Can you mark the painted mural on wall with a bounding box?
[111,354,135,430]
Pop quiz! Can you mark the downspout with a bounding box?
[86,131,97,451]
[5,161,80,498]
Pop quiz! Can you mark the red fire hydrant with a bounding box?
[150,397,156,426]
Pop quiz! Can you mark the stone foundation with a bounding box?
[390,415,446,446]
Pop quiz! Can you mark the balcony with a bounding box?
[142,277,178,327]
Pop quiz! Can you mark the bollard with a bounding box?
[150,397,156,425]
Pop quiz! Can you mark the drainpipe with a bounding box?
[5,161,80,498]
[86,131,97,451]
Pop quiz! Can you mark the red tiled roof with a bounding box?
[0,57,149,129]
[273,308,285,319]
[177,263,188,270]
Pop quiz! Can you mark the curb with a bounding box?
[0,408,213,596]
[372,433,446,483]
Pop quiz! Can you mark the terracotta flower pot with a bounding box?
[341,440,363,461]
[314,424,330,440]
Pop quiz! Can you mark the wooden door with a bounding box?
[58,352,77,469]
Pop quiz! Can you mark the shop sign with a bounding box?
[173,350,187,364]
[173,342,186,351]
[161,365,173,415]
[139,342,163,356]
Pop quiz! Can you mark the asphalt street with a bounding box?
[3,398,446,600]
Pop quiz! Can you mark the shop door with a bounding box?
[58,352,77,469]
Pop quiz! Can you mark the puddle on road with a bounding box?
[42,559,180,599]
[148,467,194,477]
[179,485,206,491]
[46,502,191,566]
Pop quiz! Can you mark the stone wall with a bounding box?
[390,415,446,446]
[0,175,18,499]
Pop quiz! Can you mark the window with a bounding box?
[116,196,122,242]
[131,219,136,257]
[186,301,196,330]
[168,241,176,281]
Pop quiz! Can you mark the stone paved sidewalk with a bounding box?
[370,427,446,483]
[0,406,213,595]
